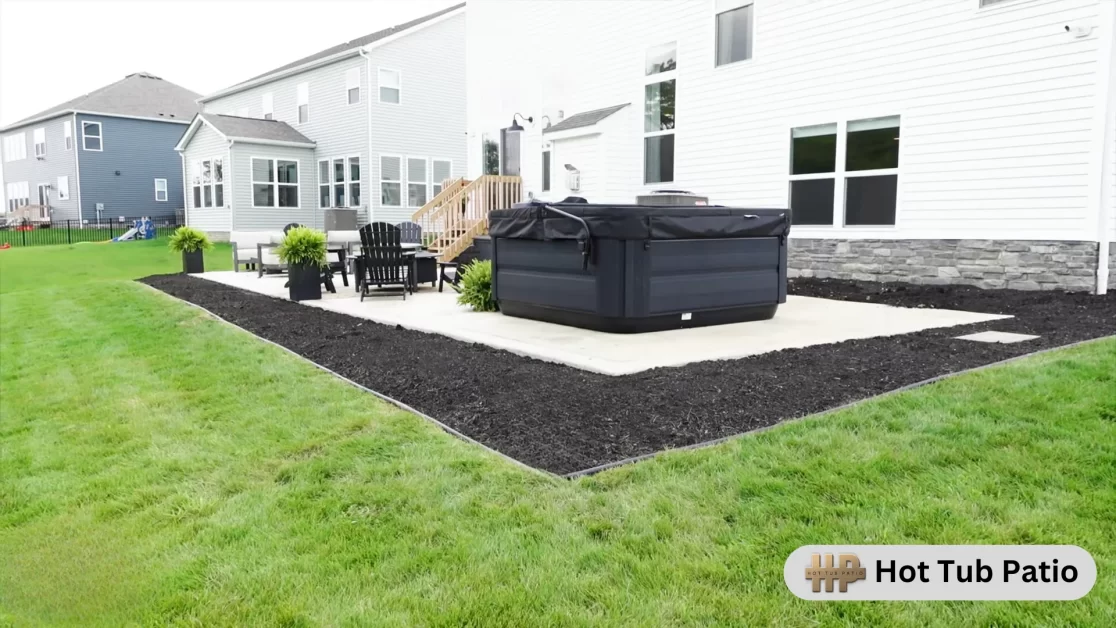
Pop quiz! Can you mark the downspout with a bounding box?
[180,151,188,226]
[228,139,235,233]
[1092,2,1116,295]
[72,112,83,222]
[360,47,373,224]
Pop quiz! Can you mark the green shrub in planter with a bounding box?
[454,259,497,312]
[168,226,212,273]
[277,227,328,301]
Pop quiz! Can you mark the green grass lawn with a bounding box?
[1,244,1114,626]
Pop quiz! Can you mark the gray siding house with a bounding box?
[0,72,200,223]
[180,3,465,236]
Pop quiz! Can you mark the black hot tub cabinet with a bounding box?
[488,201,791,333]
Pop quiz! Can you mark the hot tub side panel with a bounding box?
[644,238,783,315]
[492,238,604,314]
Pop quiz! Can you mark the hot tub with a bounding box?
[488,201,791,333]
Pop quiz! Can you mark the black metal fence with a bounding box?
[0,217,183,247]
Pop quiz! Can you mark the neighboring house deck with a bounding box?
[182,2,466,237]
[465,0,1116,293]
[1,72,200,223]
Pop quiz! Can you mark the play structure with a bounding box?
[112,218,157,242]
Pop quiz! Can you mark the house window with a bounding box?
[252,157,299,208]
[644,42,676,184]
[715,0,754,66]
[541,150,551,191]
[63,120,72,150]
[6,182,29,212]
[788,116,900,227]
[349,157,360,206]
[407,158,427,207]
[645,41,677,75]
[154,178,168,202]
[333,158,346,207]
[432,159,452,196]
[57,176,70,201]
[33,128,46,157]
[378,68,401,104]
[482,133,499,175]
[82,121,102,151]
[346,67,360,105]
[192,158,224,208]
[262,92,274,120]
[4,133,27,161]
[296,83,309,124]
[380,156,401,206]
[318,161,330,208]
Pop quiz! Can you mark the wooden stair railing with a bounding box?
[411,175,522,261]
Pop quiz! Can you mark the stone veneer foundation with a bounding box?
[1109,243,1115,290]
[788,239,1104,292]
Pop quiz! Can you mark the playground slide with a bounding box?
[113,228,139,242]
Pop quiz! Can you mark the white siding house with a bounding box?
[181,3,467,235]
[467,0,1116,293]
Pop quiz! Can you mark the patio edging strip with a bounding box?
[559,334,1116,479]
[139,284,559,481]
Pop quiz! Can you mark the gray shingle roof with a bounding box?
[543,104,630,134]
[197,113,314,145]
[2,72,200,131]
[232,3,464,89]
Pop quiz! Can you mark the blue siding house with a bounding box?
[0,72,200,223]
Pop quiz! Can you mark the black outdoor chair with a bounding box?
[396,221,422,245]
[358,222,409,301]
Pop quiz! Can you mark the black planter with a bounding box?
[182,250,205,274]
[288,263,322,301]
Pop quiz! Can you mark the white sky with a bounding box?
[0,0,458,126]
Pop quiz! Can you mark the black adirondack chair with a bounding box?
[396,221,422,245]
[358,222,409,301]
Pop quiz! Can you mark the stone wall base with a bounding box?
[788,239,1100,292]
[1109,243,1115,290]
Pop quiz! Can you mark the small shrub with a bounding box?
[454,259,497,312]
[167,227,212,253]
[277,227,327,268]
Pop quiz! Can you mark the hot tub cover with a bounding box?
[489,201,790,241]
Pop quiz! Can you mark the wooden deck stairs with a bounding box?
[411,175,522,261]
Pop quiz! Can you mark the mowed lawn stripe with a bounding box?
[1,244,1114,626]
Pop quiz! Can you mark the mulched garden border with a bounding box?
[140,274,1116,476]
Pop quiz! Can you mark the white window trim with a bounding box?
[251,156,301,209]
[347,155,361,207]
[379,154,403,207]
[82,121,103,151]
[57,176,70,201]
[318,154,362,208]
[378,68,402,105]
[642,43,678,187]
[345,67,361,106]
[713,0,756,69]
[431,158,453,196]
[33,128,46,158]
[406,155,429,208]
[262,92,274,120]
[4,133,27,161]
[63,120,73,151]
[191,157,226,209]
[155,178,169,202]
[787,115,903,230]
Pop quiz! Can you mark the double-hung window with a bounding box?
[407,157,427,207]
[3,133,26,161]
[541,150,551,192]
[297,83,309,124]
[155,178,168,202]
[431,159,452,196]
[57,176,70,200]
[789,116,900,226]
[63,120,72,150]
[262,92,274,120]
[33,128,45,157]
[82,121,102,151]
[644,41,676,184]
[378,68,401,104]
[191,158,224,208]
[318,156,361,208]
[380,156,402,206]
[346,68,360,105]
[6,182,29,211]
[715,0,754,66]
[252,158,299,208]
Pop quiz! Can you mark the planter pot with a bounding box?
[289,262,323,301]
[182,250,205,274]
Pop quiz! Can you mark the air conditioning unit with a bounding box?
[636,190,709,206]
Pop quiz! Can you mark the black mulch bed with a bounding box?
[140,274,1116,476]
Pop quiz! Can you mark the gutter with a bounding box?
[198,49,363,104]
[1093,2,1116,295]
[0,110,191,133]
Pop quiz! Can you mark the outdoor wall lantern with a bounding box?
[509,113,533,132]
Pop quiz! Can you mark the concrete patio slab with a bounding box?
[195,271,1011,376]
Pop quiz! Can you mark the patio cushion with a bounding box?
[230,231,281,248]
[326,230,361,245]
[260,247,282,265]
[236,248,259,261]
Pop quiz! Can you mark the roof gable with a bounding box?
[544,104,631,134]
[176,113,315,151]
